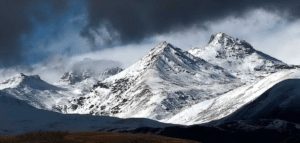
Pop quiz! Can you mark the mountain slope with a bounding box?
[59,42,241,121]
[0,93,169,135]
[218,78,300,124]
[167,69,300,125]
[129,119,300,143]
[189,32,290,82]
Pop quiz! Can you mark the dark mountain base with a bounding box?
[0,132,198,143]
[125,119,300,143]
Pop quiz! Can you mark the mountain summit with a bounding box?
[189,32,288,81]
[0,73,66,110]
[0,73,58,90]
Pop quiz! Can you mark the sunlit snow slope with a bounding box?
[218,76,300,124]
[0,93,168,135]
[167,69,300,125]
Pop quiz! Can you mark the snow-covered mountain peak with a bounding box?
[59,66,123,86]
[148,41,177,54]
[0,73,68,110]
[189,32,288,81]
[0,73,58,90]
[104,41,184,81]
[0,73,35,89]
[208,32,232,43]
[142,41,183,66]
[13,73,38,81]
[207,32,256,58]
[59,71,91,85]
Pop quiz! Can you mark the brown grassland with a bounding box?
[0,132,200,143]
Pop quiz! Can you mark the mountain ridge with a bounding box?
[58,41,241,121]
[0,32,299,135]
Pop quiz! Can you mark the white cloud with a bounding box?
[70,42,155,67]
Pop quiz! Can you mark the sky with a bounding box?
[1,0,300,81]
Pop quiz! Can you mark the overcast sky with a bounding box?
[1,0,300,70]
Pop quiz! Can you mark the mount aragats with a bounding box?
[1,33,300,142]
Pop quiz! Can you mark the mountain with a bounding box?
[1,32,299,138]
[189,32,291,82]
[0,68,123,113]
[0,93,169,135]
[58,41,241,121]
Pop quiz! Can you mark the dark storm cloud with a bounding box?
[1,0,300,67]
[82,0,300,45]
[0,0,68,67]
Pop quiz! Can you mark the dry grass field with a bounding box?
[0,132,199,143]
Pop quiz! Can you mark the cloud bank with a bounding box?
[0,0,300,76]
